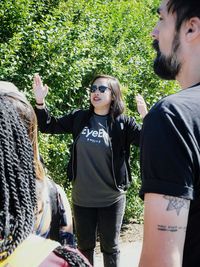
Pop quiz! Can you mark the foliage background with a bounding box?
[0,0,177,223]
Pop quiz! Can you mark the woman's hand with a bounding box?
[135,94,148,119]
[33,74,48,104]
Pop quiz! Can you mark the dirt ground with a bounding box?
[120,221,143,243]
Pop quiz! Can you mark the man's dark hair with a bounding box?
[0,96,36,260]
[167,0,200,31]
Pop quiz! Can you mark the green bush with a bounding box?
[0,0,178,223]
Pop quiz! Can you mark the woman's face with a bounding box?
[90,78,112,115]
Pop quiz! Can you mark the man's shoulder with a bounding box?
[149,92,185,116]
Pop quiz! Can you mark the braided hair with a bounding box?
[0,81,45,181]
[0,82,90,266]
[54,246,90,267]
[0,96,37,260]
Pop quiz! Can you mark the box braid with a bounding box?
[54,246,90,267]
[0,96,37,260]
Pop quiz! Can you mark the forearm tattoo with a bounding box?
[157,225,186,232]
[156,196,189,232]
[163,195,189,216]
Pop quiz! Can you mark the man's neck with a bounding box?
[176,50,200,89]
[176,70,200,89]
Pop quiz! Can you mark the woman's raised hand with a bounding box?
[135,94,148,119]
[33,74,48,104]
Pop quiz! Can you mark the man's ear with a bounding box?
[185,17,200,41]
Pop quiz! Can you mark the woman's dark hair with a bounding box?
[167,0,200,31]
[0,96,36,260]
[89,74,125,119]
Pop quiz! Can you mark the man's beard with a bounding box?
[152,34,181,80]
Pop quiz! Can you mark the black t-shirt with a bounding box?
[139,85,200,267]
[72,113,124,207]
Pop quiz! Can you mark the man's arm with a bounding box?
[139,193,190,267]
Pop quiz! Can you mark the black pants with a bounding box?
[73,196,126,267]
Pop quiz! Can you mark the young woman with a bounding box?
[0,81,90,267]
[33,74,147,267]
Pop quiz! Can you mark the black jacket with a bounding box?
[35,107,141,190]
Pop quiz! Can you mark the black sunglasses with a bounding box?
[90,85,111,93]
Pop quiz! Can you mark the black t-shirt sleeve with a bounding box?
[139,105,194,200]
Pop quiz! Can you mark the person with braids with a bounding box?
[0,81,91,267]
[0,81,74,246]
[33,74,147,267]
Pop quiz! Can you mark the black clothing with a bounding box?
[139,85,200,267]
[35,108,141,190]
[73,114,124,207]
[72,196,125,266]
[47,180,74,246]
[35,106,140,267]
